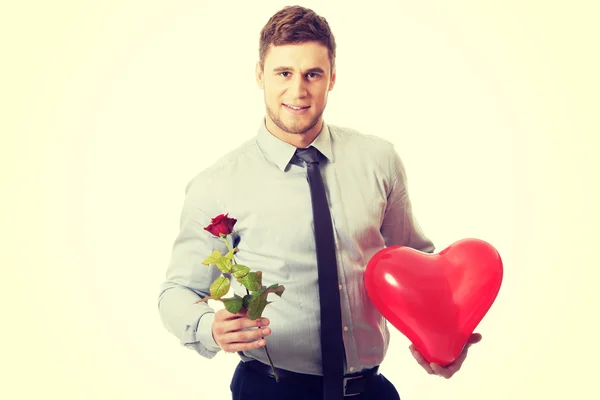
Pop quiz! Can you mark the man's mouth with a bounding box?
[283,104,310,111]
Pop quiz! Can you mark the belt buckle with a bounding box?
[343,375,363,397]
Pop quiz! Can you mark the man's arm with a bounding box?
[380,144,435,253]
[157,175,225,358]
[380,144,483,378]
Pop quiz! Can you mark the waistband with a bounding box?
[242,360,380,397]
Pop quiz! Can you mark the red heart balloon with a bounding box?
[365,238,503,366]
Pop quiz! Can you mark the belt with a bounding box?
[243,360,380,397]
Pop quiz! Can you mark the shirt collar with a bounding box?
[256,117,334,171]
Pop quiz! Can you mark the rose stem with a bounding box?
[223,235,279,382]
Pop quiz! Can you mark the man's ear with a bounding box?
[329,67,336,91]
[256,61,264,89]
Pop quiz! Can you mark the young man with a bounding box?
[158,5,481,399]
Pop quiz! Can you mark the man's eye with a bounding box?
[280,72,290,77]
[307,73,320,79]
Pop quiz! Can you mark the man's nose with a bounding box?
[288,75,308,98]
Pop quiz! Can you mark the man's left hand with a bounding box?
[409,333,482,379]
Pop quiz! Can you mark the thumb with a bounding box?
[468,333,482,344]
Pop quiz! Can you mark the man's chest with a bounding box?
[215,160,389,262]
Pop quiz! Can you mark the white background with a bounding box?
[2,1,599,399]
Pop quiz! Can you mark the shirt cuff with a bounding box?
[196,312,221,352]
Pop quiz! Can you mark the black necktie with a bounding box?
[295,146,345,400]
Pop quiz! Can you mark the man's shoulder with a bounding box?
[327,123,396,153]
[185,136,257,192]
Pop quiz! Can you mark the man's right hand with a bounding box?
[212,308,271,353]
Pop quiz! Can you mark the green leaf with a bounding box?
[243,292,259,309]
[224,248,235,260]
[247,293,271,320]
[262,283,285,297]
[238,272,261,292]
[209,276,230,299]
[231,264,250,279]
[222,294,244,314]
[202,250,222,266]
[215,257,232,274]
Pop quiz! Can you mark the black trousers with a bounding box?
[230,361,401,400]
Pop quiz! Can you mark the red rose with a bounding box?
[204,213,237,237]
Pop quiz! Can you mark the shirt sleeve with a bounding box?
[157,173,226,358]
[380,143,435,253]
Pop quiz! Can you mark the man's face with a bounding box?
[256,41,336,141]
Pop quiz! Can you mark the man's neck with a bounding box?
[265,118,323,149]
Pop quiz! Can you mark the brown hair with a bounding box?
[258,6,336,72]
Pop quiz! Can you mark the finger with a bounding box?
[447,340,470,371]
[215,317,272,343]
[220,336,269,353]
[219,327,272,352]
[217,316,270,336]
[432,347,469,379]
[430,363,453,379]
[453,350,468,368]
[223,326,272,343]
[408,345,435,374]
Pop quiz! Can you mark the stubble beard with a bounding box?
[265,102,324,136]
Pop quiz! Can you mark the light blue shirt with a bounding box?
[158,118,435,375]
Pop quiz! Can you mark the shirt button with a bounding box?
[339,284,342,290]
[349,367,355,372]
[344,326,349,332]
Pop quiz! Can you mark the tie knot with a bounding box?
[295,146,320,165]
